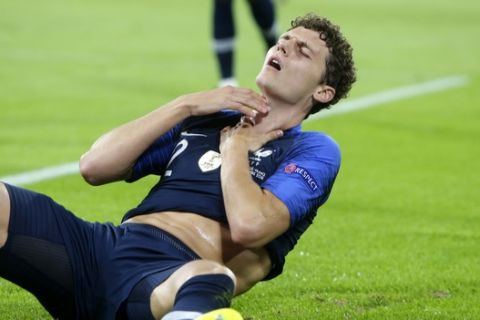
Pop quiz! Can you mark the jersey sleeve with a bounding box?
[125,123,182,183]
[261,134,341,226]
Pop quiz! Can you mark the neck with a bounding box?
[252,93,308,134]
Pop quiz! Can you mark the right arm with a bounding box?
[80,86,269,185]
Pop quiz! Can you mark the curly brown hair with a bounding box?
[289,13,356,115]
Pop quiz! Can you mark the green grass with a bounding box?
[1,0,480,319]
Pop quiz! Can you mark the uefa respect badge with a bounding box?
[284,163,318,191]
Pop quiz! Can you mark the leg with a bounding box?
[246,0,278,49]
[155,260,236,319]
[213,0,238,87]
[0,182,10,248]
[123,259,236,320]
[0,183,76,318]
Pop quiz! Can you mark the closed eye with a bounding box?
[299,45,310,58]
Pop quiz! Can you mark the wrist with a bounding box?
[221,136,249,157]
[169,94,195,118]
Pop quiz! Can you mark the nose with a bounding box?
[276,38,289,56]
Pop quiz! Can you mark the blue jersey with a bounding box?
[123,111,341,279]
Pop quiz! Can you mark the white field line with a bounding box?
[307,75,469,121]
[0,75,469,186]
[1,162,80,186]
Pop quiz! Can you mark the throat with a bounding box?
[254,105,304,133]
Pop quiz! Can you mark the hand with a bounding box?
[181,86,270,118]
[220,121,283,154]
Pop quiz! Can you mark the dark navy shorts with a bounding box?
[0,184,199,319]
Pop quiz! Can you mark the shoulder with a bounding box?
[261,130,341,226]
[288,131,341,165]
[296,131,340,150]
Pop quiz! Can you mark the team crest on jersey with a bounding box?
[253,148,273,158]
[198,150,222,172]
[249,148,274,167]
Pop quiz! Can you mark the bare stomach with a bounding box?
[123,211,272,293]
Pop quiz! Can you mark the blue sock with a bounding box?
[162,273,235,319]
[174,274,234,312]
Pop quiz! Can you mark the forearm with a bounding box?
[221,141,260,223]
[80,97,190,185]
[221,141,281,247]
[80,85,269,185]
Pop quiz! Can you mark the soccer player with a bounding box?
[0,13,356,320]
[213,0,278,87]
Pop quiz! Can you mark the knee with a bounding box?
[150,260,236,318]
[0,182,11,248]
[184,260,236,283]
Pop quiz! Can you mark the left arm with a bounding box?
[220,123,287,248]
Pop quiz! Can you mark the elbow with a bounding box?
[230,220,263,248]
[79,153,103,186]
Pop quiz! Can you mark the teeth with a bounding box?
[269,58,280,70]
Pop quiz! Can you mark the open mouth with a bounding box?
[267,57,281,71]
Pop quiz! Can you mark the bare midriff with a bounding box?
[123,211,272,292]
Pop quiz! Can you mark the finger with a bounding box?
[263,129,284,144]
[235,94,269,114]
[233,105,260,118]
[240,115,256,126]
[234,121,243,129]
[220,126,231,147]
[228,88,270,114]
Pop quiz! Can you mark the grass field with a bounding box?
[1,0,480,319]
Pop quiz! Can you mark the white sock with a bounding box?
[218,77,238,88]
[161,310,202,320]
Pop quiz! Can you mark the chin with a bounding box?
[255,72,264,88]
[256,73,274,94]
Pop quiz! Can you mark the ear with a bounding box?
[313,85,335,104]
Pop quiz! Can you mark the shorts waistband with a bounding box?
[121,222,200,261]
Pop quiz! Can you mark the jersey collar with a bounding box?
[283,124,302,137]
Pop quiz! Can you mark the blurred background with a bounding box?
[1,0,479,319]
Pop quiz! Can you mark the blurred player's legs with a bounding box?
[213,0,237,87]
[246,0,278,49]
[212,0,278,87]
